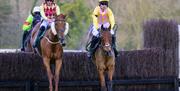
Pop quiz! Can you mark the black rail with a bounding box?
[0,81,31,91]
[0,78,179,91]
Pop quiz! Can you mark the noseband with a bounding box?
[99,29,113,56]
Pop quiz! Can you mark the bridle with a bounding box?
[99,28,113,56]
[43,18,66,45]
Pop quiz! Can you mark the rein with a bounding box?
[43,36,60,45]
[43,18,66,45]
[55,19,65,22]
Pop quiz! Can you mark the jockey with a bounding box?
[21,6,41,51]
[33,0,61,48]
[87,0,118,58]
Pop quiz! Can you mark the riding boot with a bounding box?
[33,26,45,48]
[87,36,99,59]
[21,31,28,51]
[60,38,66,47]
[107,81,113,91]
[112,36,118,57]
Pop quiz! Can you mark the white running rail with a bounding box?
[0,49,87,53]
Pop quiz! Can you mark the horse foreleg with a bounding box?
[98,69,107,91]
[107,65,115,91]
[43,57,53,91]
[54,59,62,91]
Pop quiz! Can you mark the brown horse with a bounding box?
[93,25,115,91]
[30,14,67,91]
[24,13,42,52]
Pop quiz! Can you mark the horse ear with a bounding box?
[54,14,57,18]
[64,14,67,20]
[59,14,66,19]
[101,25,104,30]
[64,14,67,18]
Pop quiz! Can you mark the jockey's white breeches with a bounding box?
[91,23,114,37]
[40,20,51,30]
[41,20,69,36]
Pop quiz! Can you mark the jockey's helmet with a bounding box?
[33,6,40,13]
[99,0,109,2]
[99,0,109,6]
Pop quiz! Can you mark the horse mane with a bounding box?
[101,24,111,31]
[59,14,66,19]
[54,14,66,21]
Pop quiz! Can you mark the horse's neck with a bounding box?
[46,29,59,42]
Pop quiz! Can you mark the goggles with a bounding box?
[34,12,40,15]
[46,0,53,2]
[99,1,108,6]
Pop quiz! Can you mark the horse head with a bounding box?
[100,24,112,56]
[50,14,67,46]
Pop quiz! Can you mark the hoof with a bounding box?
[49,86,53,91]
[101,86,107,91]
[107,81,113,91]
[21,48,25,51]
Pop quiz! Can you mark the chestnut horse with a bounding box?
[93,25,115,91]
[30,14,67,91]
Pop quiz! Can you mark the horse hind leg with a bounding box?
[54,59,62,91]
[43,57,53,91]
